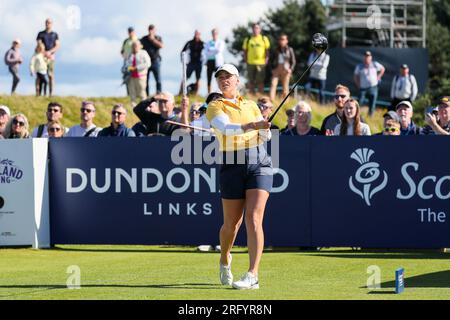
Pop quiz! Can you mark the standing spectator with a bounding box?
[124,41,151,106]
[0,106,11,138]
[321,84,351,136]
[379,111,401,136]
[47,120,65,138]
[390,64,418,111]
[121,27,138,60]
[32,102,67,138]
[334,99,371,136]
[353,51,385,116]
[2,114,30,139]
[305,47,330,104]
[422,97,450,136]
[281,107,296,134]
[140,24,164,96]
[204,28,225,94]
[134,92,189,136]
[30,42,49,97]
[98,104,136,137]
[269,34,296,102]
[243,23,270,95]
[67,101,102,137]
[4,39,23,95]
[282,101,321,136]
[37,18,60,97]
[395,101,421,135]
[257,96,279,130]
[180,30,205,96]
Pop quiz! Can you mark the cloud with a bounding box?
[59,37,122,66]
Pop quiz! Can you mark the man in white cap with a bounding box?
[4,39,23,95]
[0,105,11,137]
[395,101,421,135]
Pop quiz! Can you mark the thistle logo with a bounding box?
[349,148,388,206]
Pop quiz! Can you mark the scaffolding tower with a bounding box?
[326,0,427,48]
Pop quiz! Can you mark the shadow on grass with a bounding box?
[45,246,231,255]
[310,250,449,260]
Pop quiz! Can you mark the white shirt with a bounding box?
[66,124,102,137]
[334,123,371,136]
[308,52,330,80]
[354,61,384,89]
[391,74,418,101]
[31,125,69,138]
[203,39,225,67]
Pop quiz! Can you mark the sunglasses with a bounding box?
[13,119,25,127]
[258,104,272,111]
[81,108,95,114]
[190,110,201,115]
[112,111,124,116]
[334,95,347,100]
[49,127,62,133]
[384,127,400,133]
[47,108,60,113]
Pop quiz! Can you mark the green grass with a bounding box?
[0,94,386,135]
[0,246,449,300]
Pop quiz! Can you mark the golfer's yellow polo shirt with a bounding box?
[243,35,270,65]
[206,97,264,152]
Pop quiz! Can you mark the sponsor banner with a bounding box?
[49,138,306,246]
[0,140,34,246]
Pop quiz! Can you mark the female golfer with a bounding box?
[206,64,273,290]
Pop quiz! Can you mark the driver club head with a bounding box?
[312,33,328,50]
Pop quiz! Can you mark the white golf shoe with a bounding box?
[219,254,233,285]
[232,272,259,290]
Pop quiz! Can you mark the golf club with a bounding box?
[269,33,329,122]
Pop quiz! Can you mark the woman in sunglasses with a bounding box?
[2,114,30,139]
[47,120,65,138]
[334,99,371,136]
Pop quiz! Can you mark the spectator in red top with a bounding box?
[124,41,151,106]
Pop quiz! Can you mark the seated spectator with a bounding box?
[66,101,102,137]
[395,101,421,135]
[133,92,189,136]
[132,122,149,137]
[32,102,68,138]
[257,96,279,130]
[378,111,401,136]
[2,114,30,139]
[190,92,223,136]
[321,84,350,136]
[282,101,321,136]
[0,105,11,138]
[390,64,418,111]
[189,102,203,123]
[98,104,136,137]
[422,97,450,135]
[47,120,65,138]
[334,99,371,136]
[281,107,296,134]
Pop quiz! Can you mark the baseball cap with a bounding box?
[286,107,296,117]
[439,96,450,108]
[128,27,135,33]
[0,105,11,116]
[395,101,413,111]
[365,51,372,56]
[154,91,175,103]
[13,38,21,45]
[384,111,401,123]
[401,64,409,69]
[215,64,239,78]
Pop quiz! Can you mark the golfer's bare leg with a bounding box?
[220,199,245,266]
[245,189,269,275]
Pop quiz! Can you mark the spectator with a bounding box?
[32,102,67,138]
[334,99,371,136]
[124,41,151,106]
[37,18,60,97]
[180,30,204,96]
[98,104,136,137]
[67,101,102,137]
[189,102,203,123]
[30,42,49,97]
[2,114,30,139]
[321,84,351,136]
[257,96,279,130]
[204,28,225,94]
[282,101,321,136]
[379,111,401,136]
[140,24,164,96]
[243,23,270,95]
[0,105,11,138]
[281,107,296,134]
[305,47,330,104]
[190,92,223,137]
[134,92,189,136]
[269,34,296,102]
[47,120,65,138]
[131,122,149,137]
[422,97,450,136]
[121,27,138,60]
[354,51,385,116]
[390,64,418,111]
[395,101,421,135]
[4,39,23,95]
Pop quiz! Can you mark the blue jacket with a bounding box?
[98,124,136,137]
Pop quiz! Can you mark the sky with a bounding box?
[0,0,287,97]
